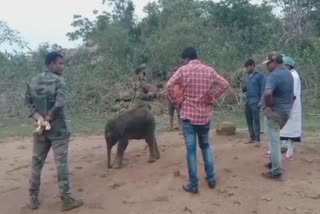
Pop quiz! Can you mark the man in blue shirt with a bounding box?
[262,53,293,180]
[243,59,265,147]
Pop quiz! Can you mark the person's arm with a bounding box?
[258,73,266,106]
[24,83,36,117]
[166,68,183,102]
[46,80,67,122]
[209,68,230,100]
[264,74,277,117]
[25,83,45,123]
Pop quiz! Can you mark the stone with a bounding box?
[216,122,236,136]
[286,207,296,212]
[306,192,320,199]
[303,158,314,163]
[261,195,272,202]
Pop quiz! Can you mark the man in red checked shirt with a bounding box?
[166,47,229,194]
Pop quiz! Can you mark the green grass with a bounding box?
[0,114,108,139]
[0,112,319,139]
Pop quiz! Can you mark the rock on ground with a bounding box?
[216,121,236,136]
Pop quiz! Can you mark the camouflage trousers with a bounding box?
[29,131,71,198]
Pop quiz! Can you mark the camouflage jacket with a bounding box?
[24,70,68,132]
[132,79,152,108]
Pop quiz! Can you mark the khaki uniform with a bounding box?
[131,79,153,109]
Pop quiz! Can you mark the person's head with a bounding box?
[181,46,198,64]
[283,56,295,70]
[244,59,256,73]
[135,64,147,80]
[45,51,64,75]
[263,53,283,72]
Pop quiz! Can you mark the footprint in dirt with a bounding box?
[77,187,84,192]
[223,168,233,174]
[75,166,83,170]
[110,182,125,190]
[92,145,103,150]
[153,195,169,202]
[17,145,26,150]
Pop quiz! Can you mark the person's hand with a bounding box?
[32,112,44,123]
[45,114,53,122]
[264,107,274,118]
[258,100,263,107]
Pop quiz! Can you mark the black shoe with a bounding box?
[262,172,282,181]
[182,184,198,194]
[265,162,272,169]
[208,181,216,189]
[61,196,83,212]
[28,195,40,210]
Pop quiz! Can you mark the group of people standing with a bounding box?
[165,48,302,192]
[243,53,302,179]
[23,47,302,212]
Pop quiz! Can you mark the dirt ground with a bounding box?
[1,129,320,214]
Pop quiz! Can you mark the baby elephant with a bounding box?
[104,107,160,169]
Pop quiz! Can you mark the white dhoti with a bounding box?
[280,69,302,158]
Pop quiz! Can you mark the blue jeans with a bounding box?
[265,114,286,176]
[182,119,215,187]
[245,102,261,142]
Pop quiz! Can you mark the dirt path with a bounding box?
[1,130,320,214]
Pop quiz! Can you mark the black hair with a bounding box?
[287,65,294,70]
[244,59,255,67]
[45,51,63,66]
[181,47,198,60]
[275,54,283,64]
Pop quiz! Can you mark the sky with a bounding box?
[0,0,264,52]
[0,0,153,51]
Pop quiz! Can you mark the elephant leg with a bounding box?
[113,138,129,169]
[154,136,160,159]
[146,135,157,163]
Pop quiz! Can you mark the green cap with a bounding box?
[283,56,295,67]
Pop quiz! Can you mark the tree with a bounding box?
[0,21,28,49]
[267,0,320,42]
[67,15,95,41]
[104,0,135,29]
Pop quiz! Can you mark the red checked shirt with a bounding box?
[166,60,229,125]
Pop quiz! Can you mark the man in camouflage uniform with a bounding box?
[24,52,83,211]
[131,64,155,109]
